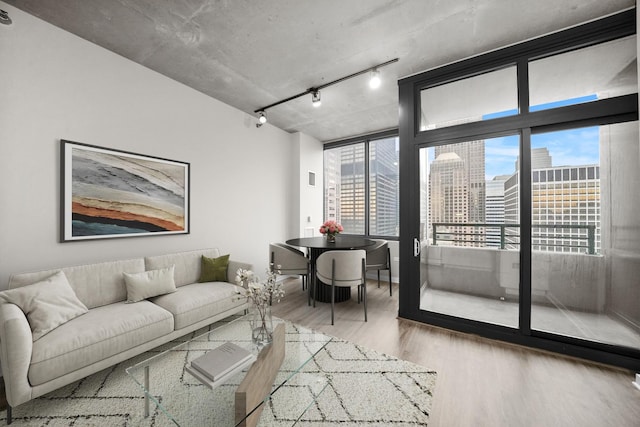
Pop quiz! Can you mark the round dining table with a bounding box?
[285,236,376,303]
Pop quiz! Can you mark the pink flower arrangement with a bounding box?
[319,220,344,236]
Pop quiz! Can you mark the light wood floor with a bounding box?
[272,278,640,427]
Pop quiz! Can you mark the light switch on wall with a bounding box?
[307,216,311,222]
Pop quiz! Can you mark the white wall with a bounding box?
[291,132,324,239]
[0,2,300,287]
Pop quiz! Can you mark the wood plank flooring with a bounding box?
[272,278,640,427]
[1,278,638,426]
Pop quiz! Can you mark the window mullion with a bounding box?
[364,139,370,236]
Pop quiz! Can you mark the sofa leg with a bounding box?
[6,405,11,425]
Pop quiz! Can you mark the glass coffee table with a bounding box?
[126,315,332,426]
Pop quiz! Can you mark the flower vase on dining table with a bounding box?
[320,220,343,243]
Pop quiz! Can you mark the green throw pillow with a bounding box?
[199,254,230,282]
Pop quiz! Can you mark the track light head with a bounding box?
[312,90,321,107]
[256,111,267,127]
[254,58,397,118]
[369,69,381,89]
[0,10,12,25]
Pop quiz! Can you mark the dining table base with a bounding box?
[313,282,351,303]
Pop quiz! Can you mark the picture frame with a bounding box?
[60,140,190,242]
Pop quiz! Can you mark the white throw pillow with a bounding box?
[124,265,176,303]
[0,270,88,341]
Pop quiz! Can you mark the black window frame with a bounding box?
[398,8,639,370]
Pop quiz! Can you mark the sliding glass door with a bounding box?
[530,122,640,350]
[398,10,640,370]
[419,136,520,328]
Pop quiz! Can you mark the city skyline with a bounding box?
[484,126,600,180]
[484,95,601,180]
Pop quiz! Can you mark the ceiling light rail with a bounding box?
[254,58,398,127]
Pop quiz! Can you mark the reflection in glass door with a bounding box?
[419,136,520,328]
[530,122,640,350]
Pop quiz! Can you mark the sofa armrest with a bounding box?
[227,260,253,284]
[0,303,34,407]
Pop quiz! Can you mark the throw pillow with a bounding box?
[198,254,230,282]
[0,270,88,341]
[123,265,176,303]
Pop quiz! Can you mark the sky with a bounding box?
[484,95,600,180]
[425,95,603,180]
[485,127,600,180]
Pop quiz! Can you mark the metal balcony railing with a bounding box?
[431,223,596,255]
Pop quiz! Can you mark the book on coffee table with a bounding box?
[186,342,256,388]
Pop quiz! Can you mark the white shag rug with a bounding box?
[1,321,437,426]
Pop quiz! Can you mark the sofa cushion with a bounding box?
[145,249,220,287]
[198,254,230,283]
[150,282,245,330]
[0,271,88,341]
[28,301,173,386]
[8,258,146,309]
[124,266,176,302]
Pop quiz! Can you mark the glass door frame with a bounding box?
[398,8,640,370]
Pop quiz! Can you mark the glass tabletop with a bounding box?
[125,315,331,426]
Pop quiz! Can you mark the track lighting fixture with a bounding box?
[369,69,381,89]
[256,111,267,127]
[0,10,12,25]
[311,90,321,107]
[253,58,398,128]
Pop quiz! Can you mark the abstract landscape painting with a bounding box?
[61,140,189,241]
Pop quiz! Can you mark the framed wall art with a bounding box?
[61,140,190,242]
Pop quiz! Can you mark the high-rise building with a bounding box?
[515,147,552,171]
[503,173,520,249]
[429,152,476,246]
[504,157,601,254]
[530,165,601,254]
[435,140,486,223]
[485,175,511,248]
[323,145,365,233]
[369,138,400,236]
[324,149,340,223]
[324,139,399,236]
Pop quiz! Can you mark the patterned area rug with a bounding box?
[1,321,437,426]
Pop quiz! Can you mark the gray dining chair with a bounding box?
[316,250,366,325]
[268,243,310,292]
[366,240,392,296]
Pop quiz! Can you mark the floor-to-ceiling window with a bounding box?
[324,130,399,238]
[399,9,640,370]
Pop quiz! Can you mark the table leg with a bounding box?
[144,365,150,417]
[309,248,321,308]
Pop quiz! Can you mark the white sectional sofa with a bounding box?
[0,248,250,421]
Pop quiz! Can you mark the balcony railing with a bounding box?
[431,223,596,254]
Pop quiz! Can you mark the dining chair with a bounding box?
[268,243,310,292]
[316,250,366,325]
[365,240,393,296]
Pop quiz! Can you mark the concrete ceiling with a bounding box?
[4,0,635,142]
